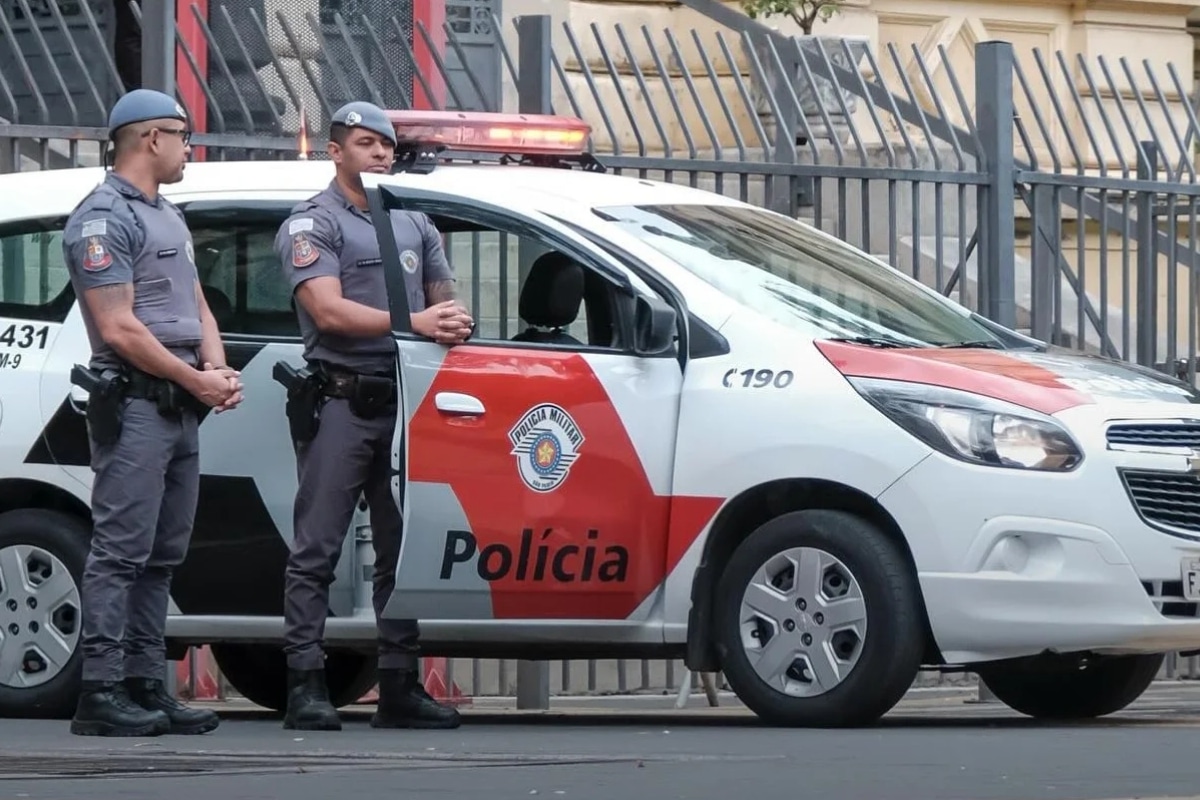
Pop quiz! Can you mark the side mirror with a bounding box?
[633,294,678,356]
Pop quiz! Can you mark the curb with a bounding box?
[193,684,983,714]
[187,679,1200,716]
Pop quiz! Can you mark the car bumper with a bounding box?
[878,442,1200,665]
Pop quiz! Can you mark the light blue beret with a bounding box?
[108,89,188,135]
[331,101,396,145]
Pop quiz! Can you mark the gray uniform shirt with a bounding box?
[275,180,454,374]
[62,173,203,371]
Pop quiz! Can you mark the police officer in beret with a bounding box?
[62,89,244,737]
[273,101,472,731]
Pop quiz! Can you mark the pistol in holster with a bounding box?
[70,364,129,447]
[273,360,326,443]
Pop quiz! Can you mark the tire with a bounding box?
[976,652,1164,719]
[0,508,91,719]
[714,509,924,727]
[210,642,379,713]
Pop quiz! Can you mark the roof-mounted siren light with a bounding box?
[383,110,592,171]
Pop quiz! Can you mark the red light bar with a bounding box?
[383,110,591,156]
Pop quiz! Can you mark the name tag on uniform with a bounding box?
[357,257,383,268]
[157,248,179,258]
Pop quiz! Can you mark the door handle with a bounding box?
[435,392,485,416]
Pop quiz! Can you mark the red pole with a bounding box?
[411,0,446,110]
[176,0,209,161]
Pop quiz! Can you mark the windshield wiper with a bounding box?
[937,340,1006,349]
[825,336,918,349]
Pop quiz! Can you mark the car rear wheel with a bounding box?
[714,509,925,727]
[975,652,1163,719]
[0,508,89,719]
[210,642,379,713]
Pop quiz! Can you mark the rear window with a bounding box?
[0,218,75,322]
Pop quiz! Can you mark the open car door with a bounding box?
[364,176,691,640]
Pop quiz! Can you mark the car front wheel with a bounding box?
[975,652,1163,719]
[714,508,925,727]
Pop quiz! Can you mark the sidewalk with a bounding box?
[189,679,1200,719]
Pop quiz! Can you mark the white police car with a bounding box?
[2,110,1200,726]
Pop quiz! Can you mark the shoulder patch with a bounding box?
[291,232,319,268]
[80,218,107,238]
[289,217,315,235]
[83,236,113,272]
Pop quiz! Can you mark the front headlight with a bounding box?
[847,377,1083,471]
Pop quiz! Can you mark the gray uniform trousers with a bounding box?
[283,396,419,671]
[81,397,200,683]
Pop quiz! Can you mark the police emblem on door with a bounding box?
[508,403,585,493]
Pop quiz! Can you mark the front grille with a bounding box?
[1107,422,1200,450]
[1121,469,1200,538]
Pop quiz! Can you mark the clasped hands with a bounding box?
[414,300,474,345]
[188,362,244,413]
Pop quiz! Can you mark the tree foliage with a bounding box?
[739,0,843,35]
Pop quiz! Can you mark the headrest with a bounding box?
[519,251,584,329]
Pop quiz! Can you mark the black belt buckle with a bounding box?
[348,374,395,419]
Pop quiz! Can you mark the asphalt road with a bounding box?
[3,683,1200,800]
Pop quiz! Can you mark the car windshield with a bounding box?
[592,203,1005,348]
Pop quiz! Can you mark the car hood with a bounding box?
[814,340,1200,414]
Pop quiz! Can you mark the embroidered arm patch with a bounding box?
[83,235,114,272]
[292,232,320,268]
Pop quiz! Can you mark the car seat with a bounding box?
[511,251,585,346]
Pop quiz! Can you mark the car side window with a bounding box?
[432,213,630,351]
[183,203,301,339]
[0,218,74,323]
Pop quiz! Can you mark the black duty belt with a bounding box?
[320,368,397,403]
[122,367,204,415]
[125,369,174,400]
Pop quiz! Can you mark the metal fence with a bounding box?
[5,0,1200,700]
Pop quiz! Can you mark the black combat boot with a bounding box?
[125,677,220,735]
[69,680,171,737]
[283,668,342,731]
[370,668,462,729]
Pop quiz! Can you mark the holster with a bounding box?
[273,360,326,443]
[70,364,129,447]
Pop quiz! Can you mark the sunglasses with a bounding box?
[143,127,192,146]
